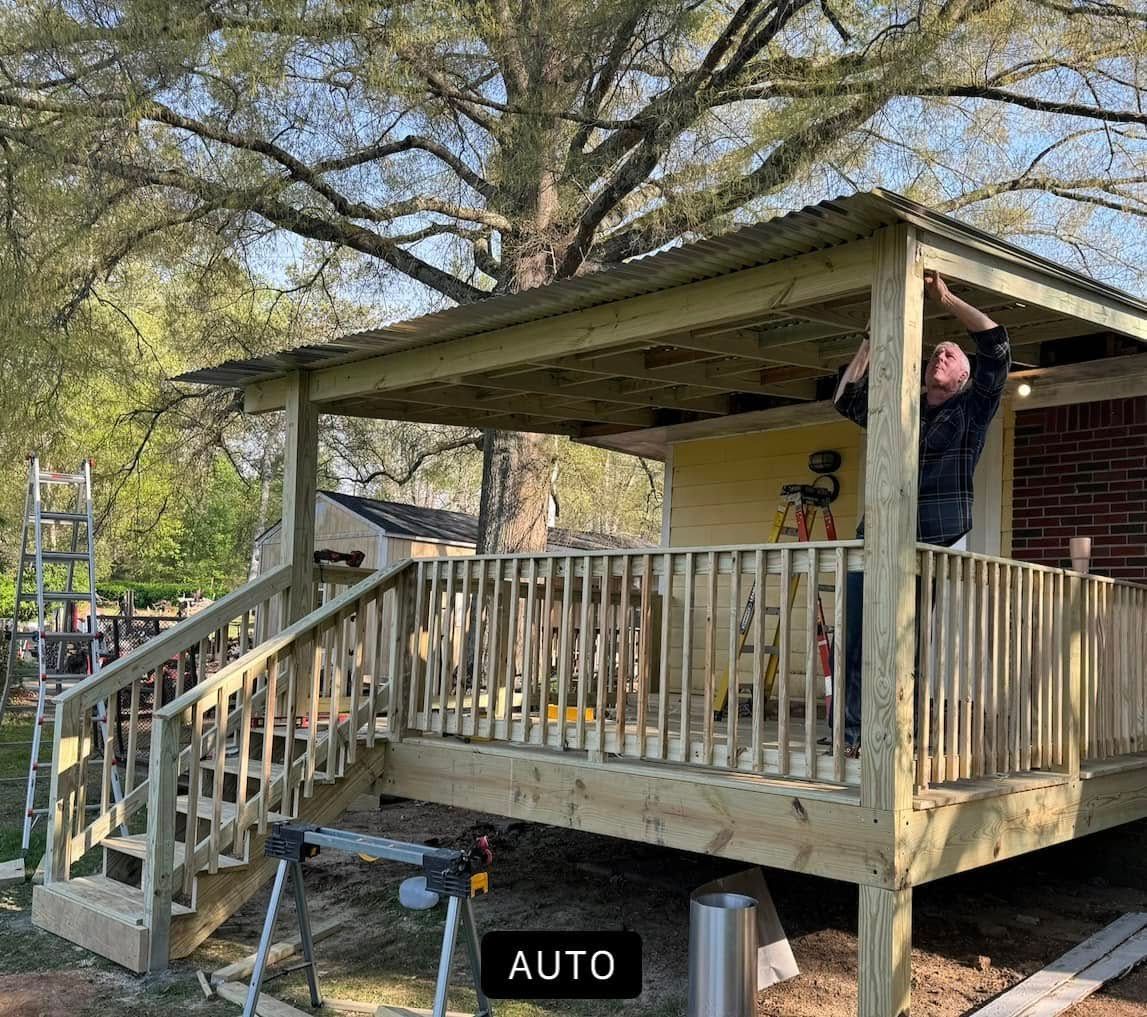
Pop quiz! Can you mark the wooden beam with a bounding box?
[858,885,912,1017]
[861,224,922,814]
[1008,353,1147,409]
[381,739,895,886]
[920,232,1147,343]
[454,370,733,415]
[324,399,584,436]
[281,373,319,624]
[385,383,656,427]
[533,350,809,398]
[901,766,1147,886]
[580,398,844,460]
[244,240,875,411]
[669,331,832,370]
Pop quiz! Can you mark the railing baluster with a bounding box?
[502,558,520,732]
[778,548,792,777]
[520,559,538,745]
[260,651,278,833]
[616,554,631,755]
[657,554,672,762]
[538,559,555,748]
[805,548,819,779]
[594,557,608,755]
[234,668,254,834]
[327,619,344,775]
[438,562,456,732]
[305,630,325,796]
[469,560,485,739]
[917,550,933,790]
[184,699,204,894]
[126,678,141,791]
[348,604,364,764]
[209,684,228,874]
[679,553,695,762]
[575,556,592,752]
[935,552,949,784]
[702,551,717,767]
[424,563,442,728]
[483,560,502,739]
[833,547,847,783]
[637,554,653,760]
[726,550,741,771]
[101,694,114,815]
[556,557,574,750]
[961,556,974,779]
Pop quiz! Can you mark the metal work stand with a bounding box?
[242,824,494,1017]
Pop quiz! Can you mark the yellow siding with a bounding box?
[665,422,863,699]
[669,422,863,546]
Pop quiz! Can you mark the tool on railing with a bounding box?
[714,470,839,724]
[313,548,367,568]
[2,457,126,856]
[242,822,494,1017]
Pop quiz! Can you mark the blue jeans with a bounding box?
[843,572,922,748]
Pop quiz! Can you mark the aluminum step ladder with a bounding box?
[1,457,125,856]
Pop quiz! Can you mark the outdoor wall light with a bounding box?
[1017,382,1033,398]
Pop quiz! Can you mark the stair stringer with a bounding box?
[169,740,387,959]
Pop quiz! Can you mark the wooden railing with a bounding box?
[397,545,865,785]
[141,561,408,966]
[915,547,1147,789]
[46,565,293,881]
[1082,573,1147,763]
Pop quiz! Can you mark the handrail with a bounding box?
[60,565,293,710]
[156,559,409,720]
[142,556,415,969]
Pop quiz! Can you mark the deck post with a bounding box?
[859,224,922,1017]
[281,371,319,624]
[858,885,912,1017]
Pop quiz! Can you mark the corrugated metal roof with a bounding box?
[176,189,1147,388]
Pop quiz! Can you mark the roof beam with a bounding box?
[384,384,656,427]
[531,350,814,399]
[456,370,734,415]
[325,399,584,436]
[244,238,875,412]
[920,232,1147,343]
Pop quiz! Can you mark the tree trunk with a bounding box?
[247,427,279,579]
[476,429,554,553]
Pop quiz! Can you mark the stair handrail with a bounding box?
[58,564,293,713]
[45,565,294,884]
[141,558,413,971]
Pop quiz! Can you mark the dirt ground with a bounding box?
[5,793,1147,1017]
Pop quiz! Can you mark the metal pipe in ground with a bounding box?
[688,891,759,1017]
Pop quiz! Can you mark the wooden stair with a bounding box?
[32,721,387,972]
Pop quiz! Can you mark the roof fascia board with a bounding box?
[243,237,876,413]
[918,231,1147,342]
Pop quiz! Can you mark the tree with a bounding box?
[1,0,1144,551]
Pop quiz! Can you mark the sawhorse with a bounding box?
[242,823,494,1017]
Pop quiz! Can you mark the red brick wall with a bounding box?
[1011,397,1147,582]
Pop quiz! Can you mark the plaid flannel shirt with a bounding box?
[834,325,1011,546]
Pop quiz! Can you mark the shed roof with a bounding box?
[178,188,1147,391]
[264,490,652,552]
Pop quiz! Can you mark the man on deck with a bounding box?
[833,270,1011,755]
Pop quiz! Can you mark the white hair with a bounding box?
[932,341,971,393]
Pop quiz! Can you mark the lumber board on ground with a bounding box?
[1026,929,1147,1016]
[971,913,1147,1017]
[326,1000,471,1017]
[216,981,309,1017]
[0,857,25,888]
[211,917,343,983]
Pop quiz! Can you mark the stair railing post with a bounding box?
[45,698,81,882]
[143,709,179,971]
